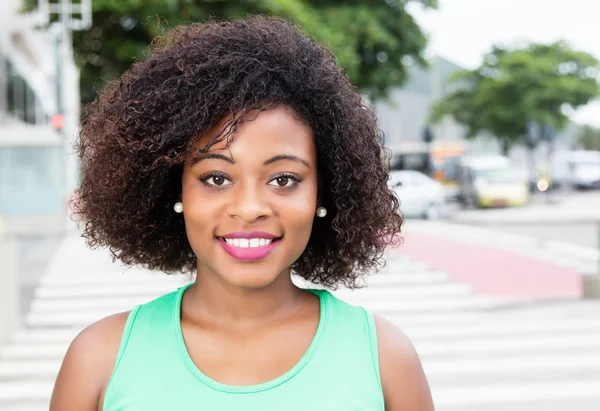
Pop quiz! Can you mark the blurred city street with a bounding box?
[3,0,600,409]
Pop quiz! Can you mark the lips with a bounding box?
[216,232,282,262]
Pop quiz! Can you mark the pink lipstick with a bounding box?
[217,232,281,262]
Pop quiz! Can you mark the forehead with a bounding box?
[192,106,315,158]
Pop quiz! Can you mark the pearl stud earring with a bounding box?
[316,207,327,218]
[174,202,183,213]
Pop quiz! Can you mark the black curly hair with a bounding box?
[74,15,402,289]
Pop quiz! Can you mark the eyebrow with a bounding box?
[264,154,311,169]
[190,153,234,165]
[191,153,310,168]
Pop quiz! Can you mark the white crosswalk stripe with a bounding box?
[1,234,600,410]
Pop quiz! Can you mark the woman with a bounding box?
[50,16,434,411]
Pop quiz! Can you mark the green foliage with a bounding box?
[431,42,600,152]
[576,125,600,151]
[25,0,436,104]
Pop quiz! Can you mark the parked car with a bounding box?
[456,155,529,208]
[388,170,446,220]
[550,150,600,190]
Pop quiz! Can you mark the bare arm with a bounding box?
[375,314,435,411]
[49,312,129,411]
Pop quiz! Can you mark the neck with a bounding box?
[184,268,306,330]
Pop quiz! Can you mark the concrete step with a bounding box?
[415,332,600,359]
[39,272,191,287]
[34,283,183,299]
[423,353,600,385]
[0,381,53,403]
[0,400,52,411]
[30,294,172,312]
[404,318,600,340]
[432,379,600,411]
[357,296,505,314]
[0,359,61,379]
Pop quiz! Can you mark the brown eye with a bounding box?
[211,175,226,185]
[275,177,290,187]
[268,174,300,188]
[202,173,232,187]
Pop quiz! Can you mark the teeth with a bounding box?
[224,238,274,248]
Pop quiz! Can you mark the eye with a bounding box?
[268,174,300,188]
[201,173,232,187]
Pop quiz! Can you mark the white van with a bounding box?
[550,150,600,189]
[456,155,529,208]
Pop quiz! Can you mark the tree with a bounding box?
[576,125,600,151]
[26,0,437,104]
[431,41,600,155]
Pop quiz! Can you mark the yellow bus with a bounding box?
[383,141,467,186]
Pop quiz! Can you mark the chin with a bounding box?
[222,267,284,290]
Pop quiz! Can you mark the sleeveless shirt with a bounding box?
[103,284,385,410]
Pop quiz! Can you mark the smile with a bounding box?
[217,234,282,261]
[222,238,274,248]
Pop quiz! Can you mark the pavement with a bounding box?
[401,219,600,297]
[1,232,600,411]
[397,222,582,299]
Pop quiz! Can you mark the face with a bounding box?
[181,105,318,289]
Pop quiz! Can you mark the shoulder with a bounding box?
[373,314,434,411]
[50,311,131,411]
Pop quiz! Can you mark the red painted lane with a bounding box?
[393,232,582,299]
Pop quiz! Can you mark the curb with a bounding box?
[583,273,600,299]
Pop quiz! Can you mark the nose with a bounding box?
[226,182,272,222]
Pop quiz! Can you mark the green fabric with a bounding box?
[103,284,384,410]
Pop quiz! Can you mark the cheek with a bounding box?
[181,180,221,247]
[280,191,317,236]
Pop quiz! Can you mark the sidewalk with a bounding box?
[395,221,584,300]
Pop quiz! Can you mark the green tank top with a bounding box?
[103,284,385,411]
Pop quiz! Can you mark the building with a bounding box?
[0,0,81,234]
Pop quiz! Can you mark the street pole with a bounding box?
[0,44,6,123]
[42,0,91,229]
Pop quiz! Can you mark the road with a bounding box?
[445,190,600,251]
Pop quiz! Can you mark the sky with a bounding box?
[407,0,600,127]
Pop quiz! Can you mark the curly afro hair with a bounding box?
[75,15,402,288]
